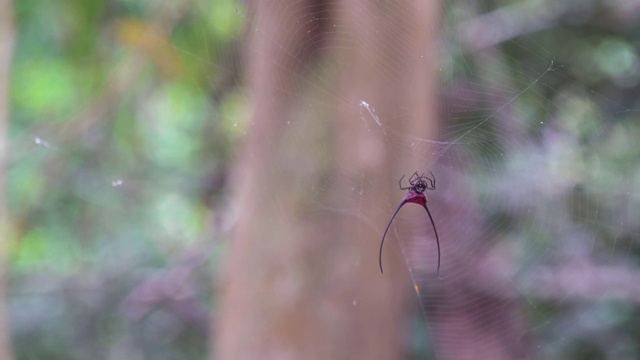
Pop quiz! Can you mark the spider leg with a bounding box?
[409,172,420,185]
[398,175,406,190]
[422,204,441,277]
[379,200,407,274]
[422,171,435,190]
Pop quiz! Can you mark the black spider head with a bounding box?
[407,172,435,194]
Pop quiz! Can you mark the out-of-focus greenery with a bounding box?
[9,0,244,358]
[7,0,640,359]
[440,2,640,360]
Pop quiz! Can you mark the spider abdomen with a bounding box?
[404,189,427,206]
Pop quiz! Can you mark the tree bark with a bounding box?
[213,1,439,359]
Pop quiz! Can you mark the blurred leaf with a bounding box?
[12,59,81,121]
[114,17,183,78]
[206,0,245,39]
[13,227,78,274]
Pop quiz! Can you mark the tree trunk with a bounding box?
[213,1,439,359]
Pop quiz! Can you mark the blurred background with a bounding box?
[2,0,640,359]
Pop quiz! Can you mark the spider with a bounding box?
[379,171,441,276]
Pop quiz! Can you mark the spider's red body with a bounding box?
[404,189,427,207]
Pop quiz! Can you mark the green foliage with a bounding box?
[9,0,244,358]
[453,2,640,358]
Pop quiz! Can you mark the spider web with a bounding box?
[182,0,640,358]
[9,0,640,358]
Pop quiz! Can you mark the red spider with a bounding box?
[379,171,441,276]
